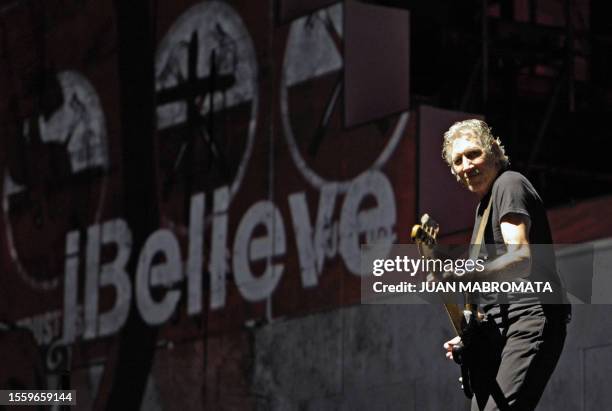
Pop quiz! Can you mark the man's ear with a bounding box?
[491,141,503,159]
[490,142,503,168]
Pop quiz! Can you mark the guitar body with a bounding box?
[449,308,480,399]
[411,214,478,399]
[451,340,474,398]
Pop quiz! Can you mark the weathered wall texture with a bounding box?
[0,0,610,410]
[252,302,612,411]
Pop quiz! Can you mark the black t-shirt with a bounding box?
[470,170,565,314]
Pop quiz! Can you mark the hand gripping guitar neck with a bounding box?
[411,214,478,399]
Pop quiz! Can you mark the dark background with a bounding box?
[1,0,611,409]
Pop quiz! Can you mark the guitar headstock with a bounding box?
[410,213,440,246]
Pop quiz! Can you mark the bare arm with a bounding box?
[472,213,531,281]
[444,214,532,360]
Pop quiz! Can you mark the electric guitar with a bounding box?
[410,214,478,399]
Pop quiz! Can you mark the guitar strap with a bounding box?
[470,192,494,259]
[465,192,494,307]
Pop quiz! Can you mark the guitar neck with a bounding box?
[411,219,478,336]
[444,303,465,336]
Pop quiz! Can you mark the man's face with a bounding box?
[450,136,499,197]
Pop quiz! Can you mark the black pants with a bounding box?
[470,305,567,411]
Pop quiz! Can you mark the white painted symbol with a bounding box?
[280,3,409,193]
[155,0,258,206]
[3,70,109,291]
[37,71,108,172]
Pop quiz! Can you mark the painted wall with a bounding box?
[0,1,609,410]
[0,1,416,408]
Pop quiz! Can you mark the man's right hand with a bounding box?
[444,336,462,361]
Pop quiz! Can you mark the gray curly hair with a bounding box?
[442,119,510,172]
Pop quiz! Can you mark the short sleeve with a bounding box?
[493,172,533,221]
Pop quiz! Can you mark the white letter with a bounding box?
[187,192,205,315]
[372,259,384,276]
[136,229,182,325]
[209,186,229,309]
[84,224,100,339]
[233,201,286,302]
[339,171,396,275]
[288,183,338,287]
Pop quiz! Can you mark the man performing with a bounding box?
[440,119,569,410]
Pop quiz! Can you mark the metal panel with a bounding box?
[344,1,410,127]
